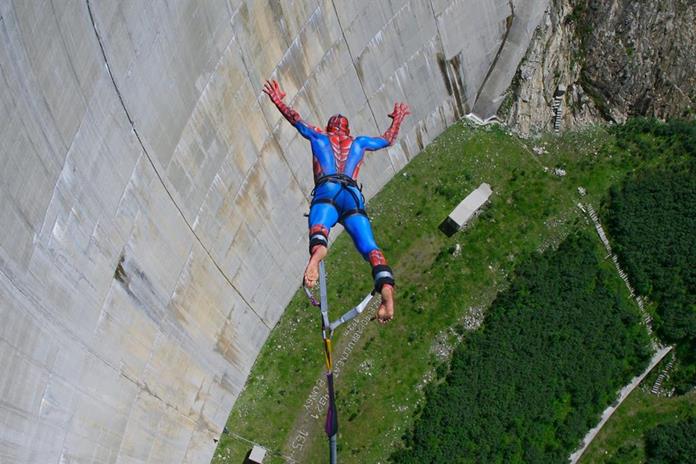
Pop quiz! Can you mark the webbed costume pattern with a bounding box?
[263,80,408,292]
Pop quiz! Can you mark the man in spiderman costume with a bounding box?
[263,80,410,324]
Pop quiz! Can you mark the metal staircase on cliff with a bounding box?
[552,84,566,132]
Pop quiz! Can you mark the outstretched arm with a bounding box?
[381,102,410,145]
[357,103,411,152]
[263,80,317,140]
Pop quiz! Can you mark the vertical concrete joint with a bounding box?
[84,0,271,330]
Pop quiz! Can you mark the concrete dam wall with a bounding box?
[0,1,546,462]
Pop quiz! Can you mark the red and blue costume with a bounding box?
[264,80,409,292]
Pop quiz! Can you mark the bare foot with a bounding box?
[304,245,328,288]
[377,284,395,324]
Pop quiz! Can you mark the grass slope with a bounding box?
[212,122,647,464]
[391,232,651,463]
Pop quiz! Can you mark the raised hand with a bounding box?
[263,79,286,104]
[382,102,410,145]
[388,102,411,120]
[263,79,302,125]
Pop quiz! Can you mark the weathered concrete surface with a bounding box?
[448,182,492,228]
[0,1,546,462]
[473,0,549,119]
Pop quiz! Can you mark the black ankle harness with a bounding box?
[372,265,395,292]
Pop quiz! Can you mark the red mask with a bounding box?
[326,114,350,136]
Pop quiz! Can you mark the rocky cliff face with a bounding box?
[503,0,696,135]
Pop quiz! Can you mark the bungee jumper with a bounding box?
[264,79,408,463]
[263,79,410,324]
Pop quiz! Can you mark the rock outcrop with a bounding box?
[504,0,696,135]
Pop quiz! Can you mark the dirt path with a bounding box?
[569,203,674,463]
[568,345,673,463]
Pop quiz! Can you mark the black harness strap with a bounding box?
[313,173,361,191]
[310,174,367,221]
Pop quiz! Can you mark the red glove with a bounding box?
[263,79,286,104]
[383,102,410,145]
[263,79,301,124]
[388,102,411,121]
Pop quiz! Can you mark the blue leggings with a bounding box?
[308,182,378,259]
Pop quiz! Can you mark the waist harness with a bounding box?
[311,174,367,224]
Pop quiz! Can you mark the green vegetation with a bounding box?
[212,122,663,464]
[645,417,696,463]
[610,117,696,163]
[391,233,650,463]
[603,118,696,392]
[580,387,696,464]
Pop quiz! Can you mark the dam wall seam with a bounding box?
[329,0,381,133]
[85,0,271,331]
[474,1,515,105]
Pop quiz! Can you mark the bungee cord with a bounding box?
[303,261,374,464]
